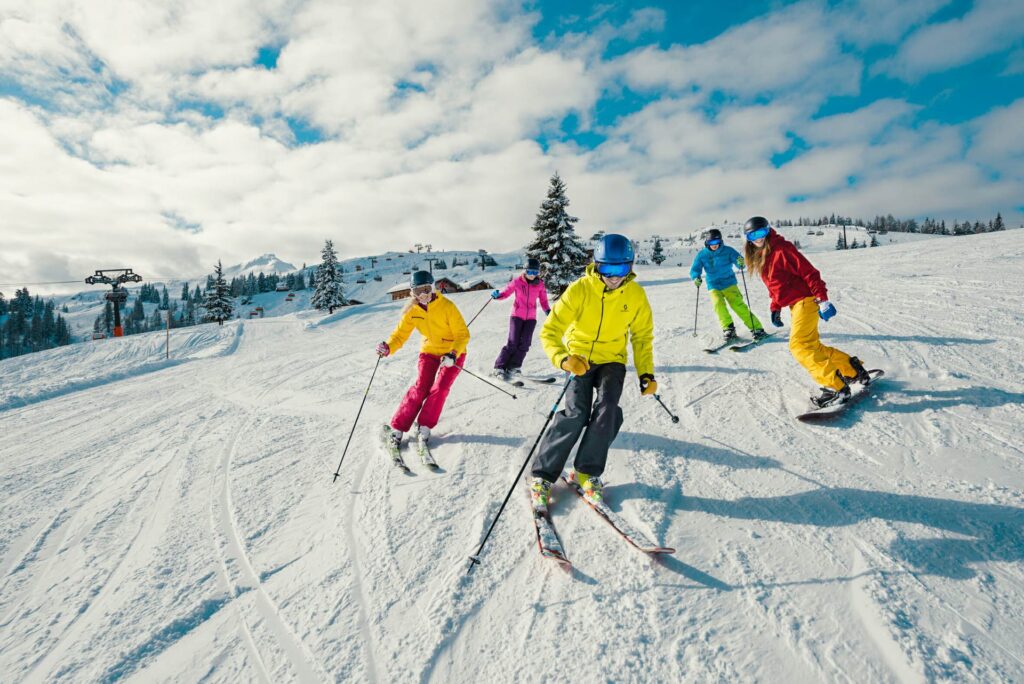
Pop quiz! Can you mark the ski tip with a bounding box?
[646,547,675,555]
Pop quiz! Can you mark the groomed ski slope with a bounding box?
[2,230,1023,683]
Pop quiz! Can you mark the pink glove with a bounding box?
[375,341,390,357]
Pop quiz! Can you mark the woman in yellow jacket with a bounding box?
[530,234,657,510]
[375,271,470,450]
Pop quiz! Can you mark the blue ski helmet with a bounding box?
[594,233,634,264]
[410,270,434,288]
[594,233,634,278]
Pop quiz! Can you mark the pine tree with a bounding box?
[312,239,346,313]
[525,173,589,297]
[651,238,665,265]
[869,233,879,247]
[994,212,1005,231]
[202,260,234,325]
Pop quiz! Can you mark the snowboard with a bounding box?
[796,369,885,423]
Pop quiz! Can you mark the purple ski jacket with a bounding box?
[496,274,551,321]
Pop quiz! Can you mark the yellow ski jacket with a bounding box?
[540,265,655,377]
[386,294,470,356]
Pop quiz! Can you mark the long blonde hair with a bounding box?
[745,237,771,277]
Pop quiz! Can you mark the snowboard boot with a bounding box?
[530,477,553,512]
[722,324,738,343]
[810,373,851,408]
[571,470,605,504]
[847,356,871,384]
[751,328,769,341]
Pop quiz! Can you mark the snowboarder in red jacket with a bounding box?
[742,216,871,407]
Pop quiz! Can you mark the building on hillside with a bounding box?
[459,277,492,293]
[388,283,412,301]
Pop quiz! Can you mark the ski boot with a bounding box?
[570,470,604,504]
[847,356,872,384]
[414,424,437,468]
[508,367,523,377]
[751,328,769,341]
[491,367,509,381]
[722,324,738,343]
[530,477,553,512]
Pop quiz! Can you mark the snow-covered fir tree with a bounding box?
[202,260,234,325]
[312,239,346,313]
[525,173,589,297]
[652,238,665,265]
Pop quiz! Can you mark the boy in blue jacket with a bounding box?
[690,228,766,342]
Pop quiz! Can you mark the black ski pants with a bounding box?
[531,362,625,482]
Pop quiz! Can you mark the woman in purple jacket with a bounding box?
[491,258,551,379]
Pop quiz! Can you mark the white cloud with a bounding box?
[834,0,950,46]
[611,3,861,99]
[801,99,918,145]
[877,0,1024,80]
[0,0,1021,290]
[969,97,1024,167]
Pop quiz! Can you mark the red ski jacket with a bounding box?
[759,230,829,310]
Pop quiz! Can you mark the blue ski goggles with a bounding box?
[595,261,632,278]
[525,269,540,277]
[705,238,723,247]
[745,227,770,242]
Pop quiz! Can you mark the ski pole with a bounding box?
[466,297,492,327]
[332,354,382,483]
[467,373,573,574]
[692,281,701,337]
[653,393,680,423]
[455,363,517,399]
[738,266,756,332]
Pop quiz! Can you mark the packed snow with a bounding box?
[2,230,1023,682]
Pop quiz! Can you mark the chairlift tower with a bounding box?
[85,268,142,337]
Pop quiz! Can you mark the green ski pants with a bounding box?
[709,284,762,331]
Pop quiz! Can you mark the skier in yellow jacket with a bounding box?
[530,234,656,510]
[375,271,470,452]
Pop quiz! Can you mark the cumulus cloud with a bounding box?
[610,3,861,99]
[877,0,1024,80]
[0,0,1021,289]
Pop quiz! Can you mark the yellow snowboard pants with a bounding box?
[789,297,856,390]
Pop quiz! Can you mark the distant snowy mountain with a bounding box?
[225,253,297,277]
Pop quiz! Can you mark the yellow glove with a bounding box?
[639,374,657,396]
[561,354,590,376]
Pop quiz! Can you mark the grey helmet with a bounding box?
[410,270,434,288]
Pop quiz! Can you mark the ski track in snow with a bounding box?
[2,231,1024,681]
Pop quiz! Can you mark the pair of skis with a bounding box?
[492,372,558,389]
[378,424,439,474]
[530,472,675,568]
[703,332,775,354]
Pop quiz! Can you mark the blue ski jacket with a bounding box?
[689,245,741,291]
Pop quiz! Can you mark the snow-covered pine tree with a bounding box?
[312,239,346,313]
[202,260,234,325]
[525,173,589,297]
[652,238,665,265]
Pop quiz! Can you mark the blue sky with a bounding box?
[0,0,1022,285]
